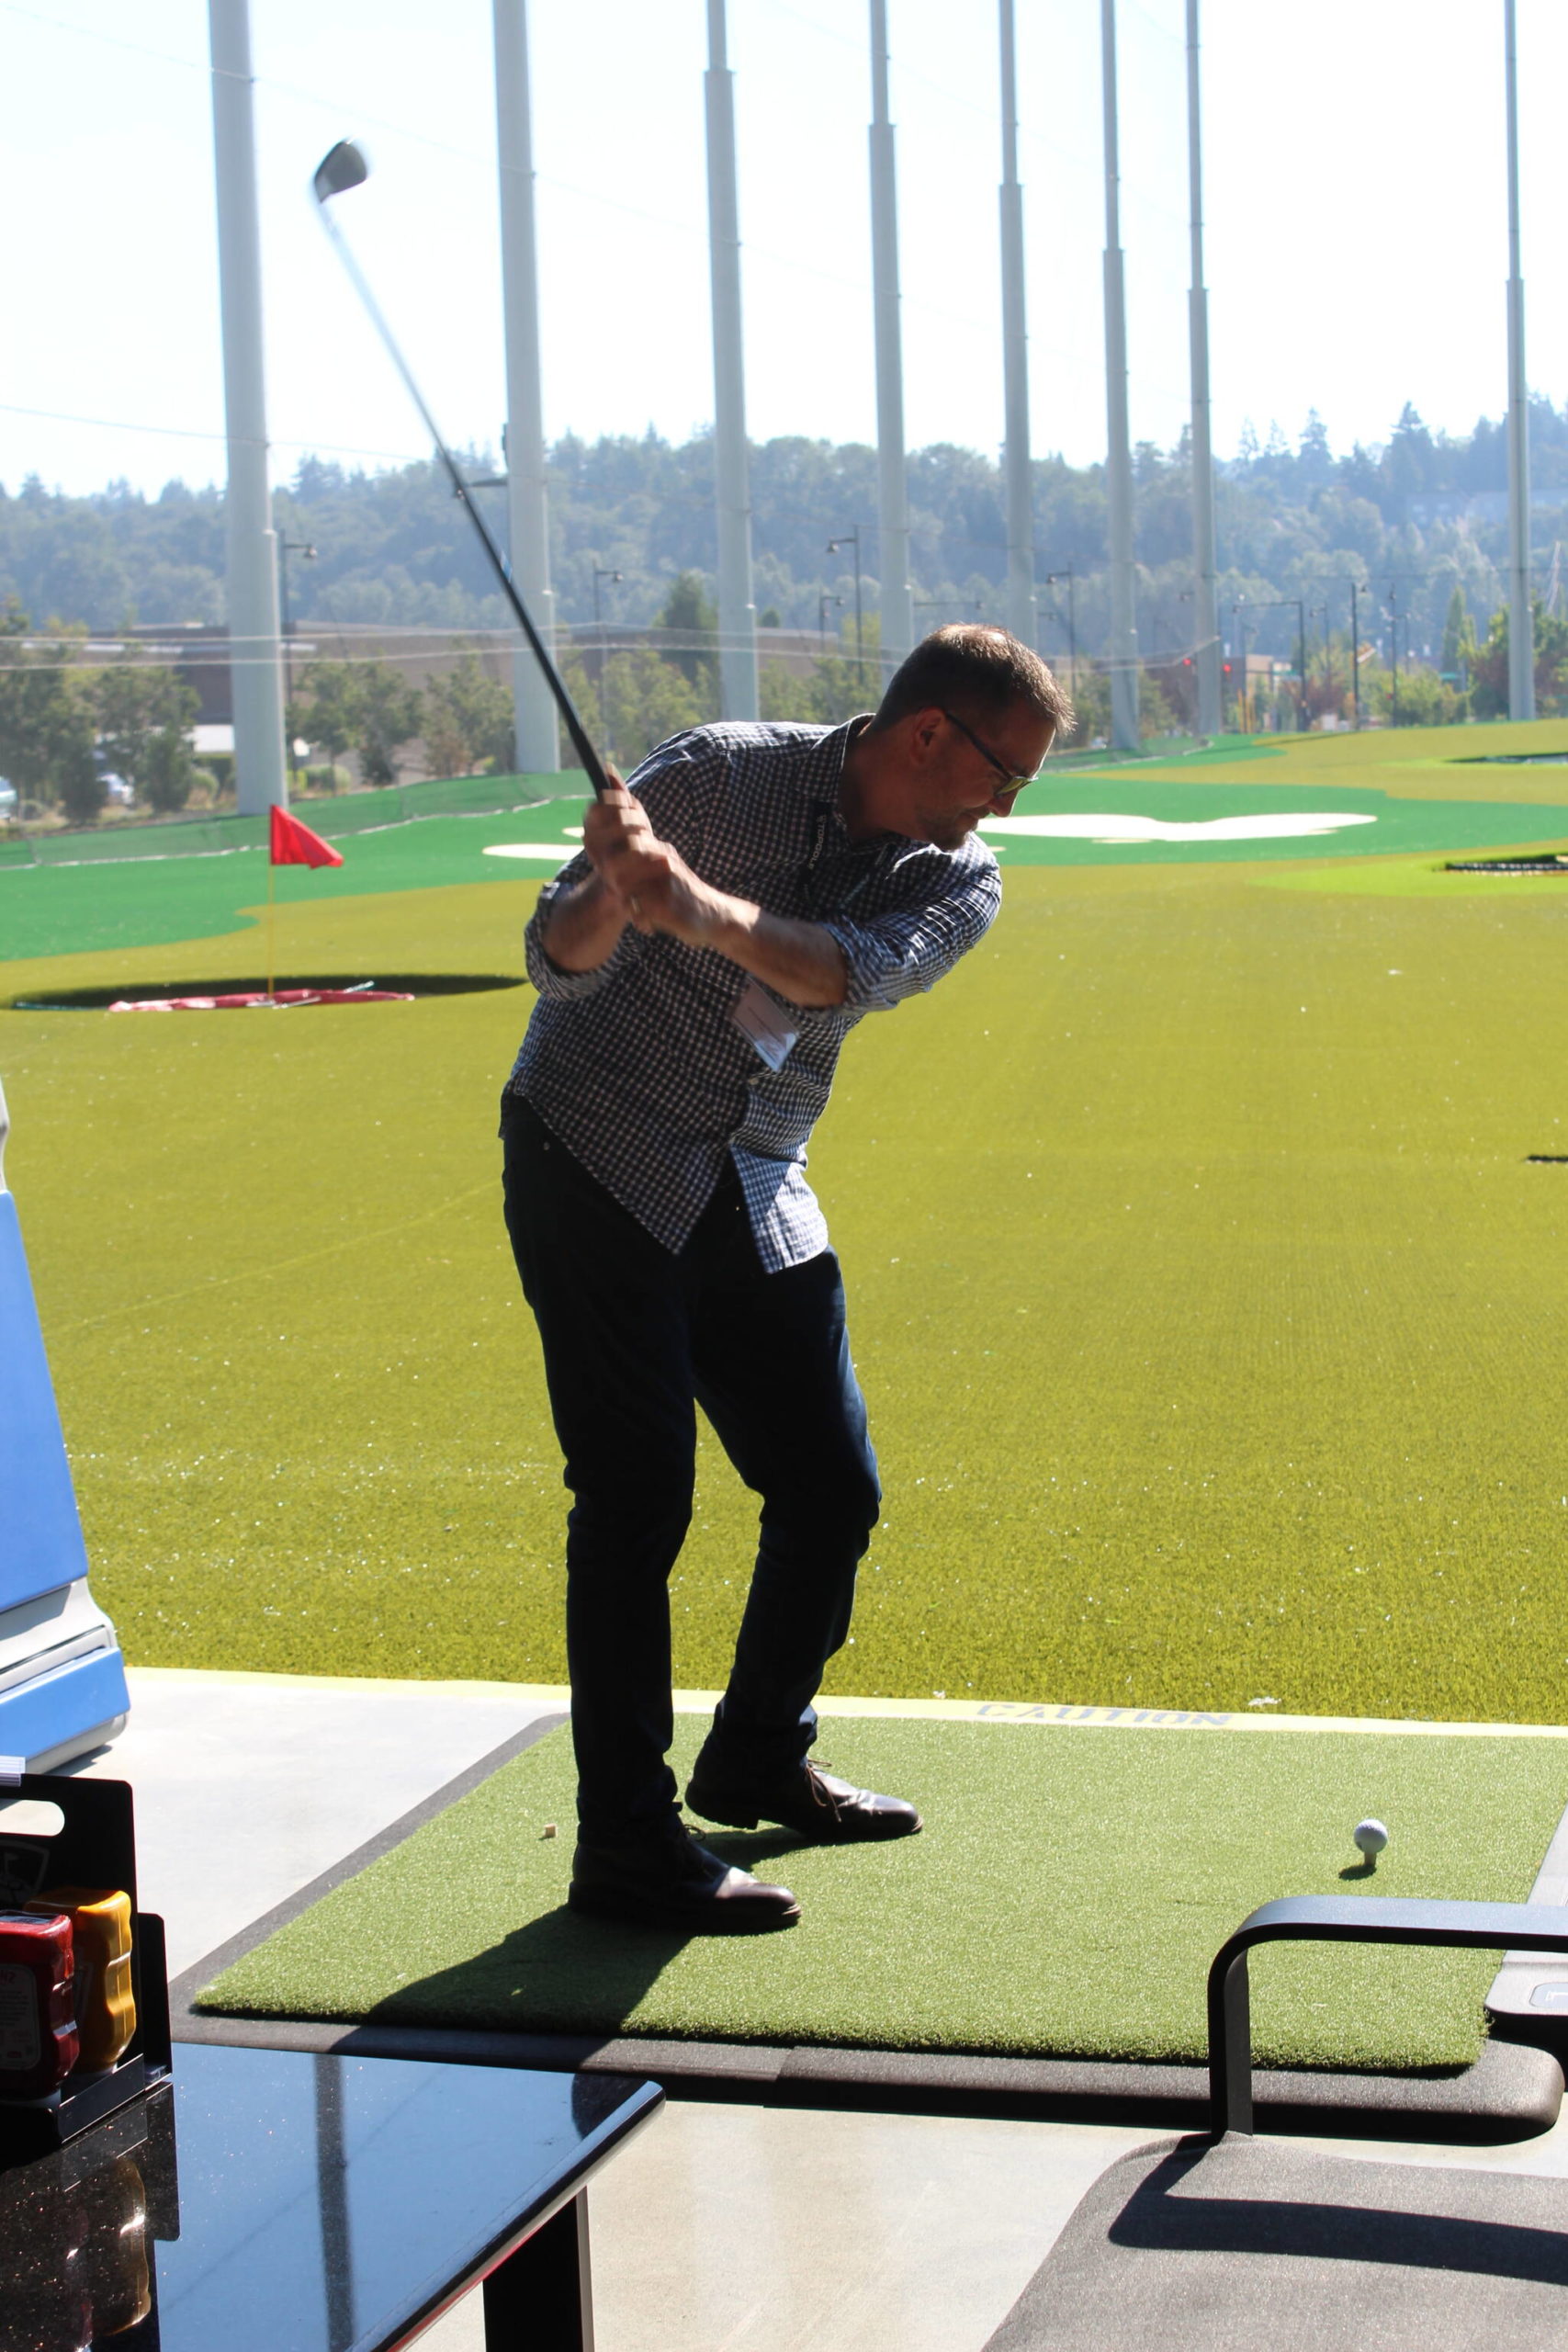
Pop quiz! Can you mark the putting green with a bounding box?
[194,1715,1568,2072]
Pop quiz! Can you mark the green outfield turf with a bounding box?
[1122,718,1568,802]
[0,805,581,964]
[194,1715,1568,2072]
[981,779,1568,865]
[5,718,1568,1719]
[9,775,1562,970]
[6,720,1568,965]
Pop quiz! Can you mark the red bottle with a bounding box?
[0,1909,78,2098]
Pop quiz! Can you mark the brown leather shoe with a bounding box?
[569,1825,800,1932]
[685,1758,922,1844]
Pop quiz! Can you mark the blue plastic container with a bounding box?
[0,1081,129,1769]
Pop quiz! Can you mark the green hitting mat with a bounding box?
[194,1715,1568,2075]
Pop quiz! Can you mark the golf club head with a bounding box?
[313,141,369,207]
[306,135,609,794]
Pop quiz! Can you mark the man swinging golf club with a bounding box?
[502,625,1070,1930]
[310,152,1068,1926]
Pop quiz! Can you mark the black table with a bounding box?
[0,2041,662,2350]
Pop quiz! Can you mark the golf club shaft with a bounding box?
[313,201,612,797]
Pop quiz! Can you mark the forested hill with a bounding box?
[5,399,1568,666]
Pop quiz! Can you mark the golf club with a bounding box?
[310,140,612,797]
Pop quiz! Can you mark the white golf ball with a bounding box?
[1354,1818,1390,1859]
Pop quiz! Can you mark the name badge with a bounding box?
[732,978,799,1071]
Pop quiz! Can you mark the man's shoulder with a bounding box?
[634,720,856,816]
[955,832,1002,881]
[892,831,1001,889]
[686,718,847,766]
[888,832,1001,912]
[631,719,846,788]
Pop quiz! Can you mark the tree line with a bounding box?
[0,602,200,825]
[0,600,521,824]
[7,571,1566,831]
[6,398,1568,820]
[287,650,513,790]
[6,400,1567,667]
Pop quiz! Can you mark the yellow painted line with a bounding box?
[807,1695,1568,1737]
[127,1668,1568,1738]
[126,1666,572,1705]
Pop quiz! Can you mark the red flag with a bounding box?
[270,804,344,869]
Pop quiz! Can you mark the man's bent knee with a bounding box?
[567,1489,694,1579]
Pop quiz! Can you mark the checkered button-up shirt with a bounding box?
[504,718,1001,1270]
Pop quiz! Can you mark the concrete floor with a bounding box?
[76,1665,562,1976]
[58,1667,1568,2350]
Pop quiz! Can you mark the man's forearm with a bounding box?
[548,838,847,1006]
[705,898,848,1008]
[538,873,628,973]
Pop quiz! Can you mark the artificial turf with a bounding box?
[981,782,1568,865]
[1119,717,1568,803]
[6,721,1568,1719]
[6,752,1568,967]
[194,1714,1568,2072]
[0,803,586,965]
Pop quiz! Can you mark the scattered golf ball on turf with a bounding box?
[1354,1818,1390,1861]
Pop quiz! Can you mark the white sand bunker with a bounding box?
[482,842,581,860]
[981,810,1377,844]
[480,813,1378,862]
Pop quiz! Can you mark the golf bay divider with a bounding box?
[176,1680,1568,2135]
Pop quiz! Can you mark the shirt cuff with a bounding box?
[816,920,913,1014]
[524,914,621,1001]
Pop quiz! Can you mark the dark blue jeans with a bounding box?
[501,1095,881,1844]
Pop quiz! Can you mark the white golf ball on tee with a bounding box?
[1354,1818,1389,1860]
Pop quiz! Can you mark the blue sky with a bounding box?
[6,0,1561,495]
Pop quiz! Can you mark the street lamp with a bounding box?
[1309,604,1331,722]
[1238,597,1306,731]
[277,536,316,790]
[1385,584,1403,729]
[592,566,622,627]
[1377,571,1433,731]
[1044,569,1078,697]
[465,425,509,497]
[1306,578,1371,731]
[826,529,865,686]
[818,591,844,649]
[1178,589,1207,737]
[913,595,986,626]
[1228,602,1255,730]
[1347,579,1372,731]
[592,567,622,758]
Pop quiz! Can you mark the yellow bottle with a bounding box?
[28,1887,136,2071]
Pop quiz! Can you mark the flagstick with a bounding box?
[266,860,276,1001]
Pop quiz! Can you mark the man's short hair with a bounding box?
[870,624,1074,740]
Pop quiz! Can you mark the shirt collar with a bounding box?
[823,713,884,852]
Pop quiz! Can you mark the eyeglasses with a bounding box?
[939,707,1040,799]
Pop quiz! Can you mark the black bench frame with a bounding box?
[1208,1896,1568,2139]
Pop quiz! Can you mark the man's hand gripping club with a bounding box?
[541,783,849,1009]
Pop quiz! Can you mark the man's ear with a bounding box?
[908,707,943,760]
